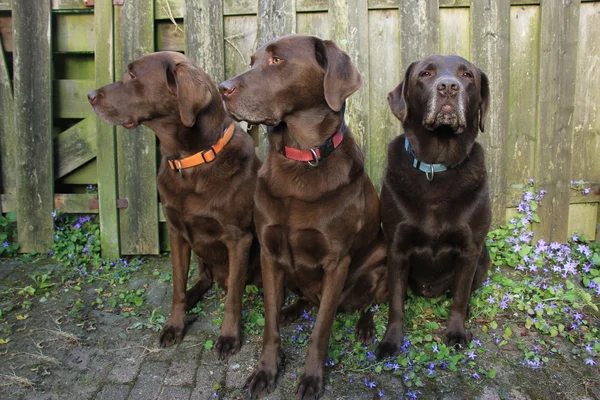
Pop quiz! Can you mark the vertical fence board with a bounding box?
[257,0,296,158]
[439,8,470,59]
[572,2,600,183]
[95,0,119,258]
[115,0,159,254]
[0,31,14,194]
[224,15,257,79]
[297,11,328,37]
[471,0,510,226]
[368,10,400,189]
[399,0,439,72]
[534,0,580,242]
[13,0,53,253]
[186,0,225,83]
[329,0,370,157]
[507,5,540,188]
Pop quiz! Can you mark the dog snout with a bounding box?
[437,79,459,97]
[219,80,236,97]
[87,90,100,105]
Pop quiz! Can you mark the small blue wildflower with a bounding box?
[585,359,596,366]
[378,389,385,397]
[2,242,9,247]
[432,343,439,353]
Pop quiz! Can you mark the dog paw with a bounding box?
[215,334,240,360]
[159,319,185,347]
[245,363,278,399]
[296,373,323,400]
[355,318,376,345]
[375,339,400,360]
[446,328,470,349]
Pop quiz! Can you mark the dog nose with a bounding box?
[437,79,459,97]
[88,90,99,105]
[219,80,236,97]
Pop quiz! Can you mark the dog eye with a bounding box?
[271,56,284,65]
[419,71,431,77]
[462,71,473,78]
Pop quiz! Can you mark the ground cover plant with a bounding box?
[0,181,598,399]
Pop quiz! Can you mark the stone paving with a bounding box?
[0,258,598,400]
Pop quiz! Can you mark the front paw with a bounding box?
[296,372,323,400]
[356,317,376,345]
[215,333,240,360]
[245,361,278,399]
[375,339,400,360]
[446,327,470,348]
[159,316,185,347]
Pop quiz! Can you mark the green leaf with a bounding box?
[487,369,496,379]
[204,340,214,350]
[593,253,600,266]
[519,245,531,257]
[490,321,498,330]
[133,296,143,307]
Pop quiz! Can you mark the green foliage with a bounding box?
[0,211,20,257]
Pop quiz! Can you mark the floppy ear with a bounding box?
[387,62,415,123]
[478,69,490,133]
[317,40,362,112]
[166,61,213,127]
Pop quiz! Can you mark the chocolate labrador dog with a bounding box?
[375,55,492,359]
[219,35,387,399]
[88,51,261,359]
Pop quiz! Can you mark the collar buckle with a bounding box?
[307,148,319,167]
[426,164,434,182]
[168,158,183,177]
[201,147,217,163]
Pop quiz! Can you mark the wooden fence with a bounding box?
[0,0,598,257]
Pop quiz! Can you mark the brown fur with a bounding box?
[375,55,492,359]
[219,34,387,400]
[88,51,261,359]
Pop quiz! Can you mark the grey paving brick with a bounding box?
[157,386,192,400]
[106,349,145,384]
[128,361,169,400]
[95,385,131,400]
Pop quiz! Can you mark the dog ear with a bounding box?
[478,69,490,133]
[166,61,212,127]
[317,40,362,112]
[388,62,415,123]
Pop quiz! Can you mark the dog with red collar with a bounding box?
[219,34,388,400]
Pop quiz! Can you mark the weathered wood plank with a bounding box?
[470,0,510,227]
[297,11,328,37]
[368,9,400,190]
[257,0,296,158]
[224,15,257,79]
[94,0,119,258]
[186,0,224,82]
[568,203,598,241]
[0,22,15,194]
[329,0,370,159]
[115,0,159,255]
[55,117,96,178]
[534,0,580,242]
[0,1,11,11]
[155,0,185,20]
[507,5,539,188]
[54,13,94,53]
[60,160,97,184]
[0,13,12,52]
[399,0,439,83]
[225,0,258,15]
[439,7,470,59]
[13,0,53,253]
[2,194,99,214]
[156,20,184,51]
[572,2,600,183]
[52,0,90,10]
[54,79,96,118]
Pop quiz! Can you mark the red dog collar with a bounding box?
[281,126,344,167]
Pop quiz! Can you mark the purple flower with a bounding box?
[577,244,591,257]
[572,234,579,242]
[2,242,8,248]
[473,339,482,346]
[378,390,385,397]
[364,378,376,389]
[472,372,481,380]
[392,363,400,371]
[432,343,439,353]
[406,390,420,400]
[585,359,596,366]
[585,344,594,354]
[487,296,495,304]
[584,188,591,195]
[467,350,476,360]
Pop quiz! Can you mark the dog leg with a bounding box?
[296,256,350,400]
[216,232,252,360]
[280,297,312,326]
[446,245,479,348]
[160,231,191,347]
[376,253,409,359]
[356,309,376,345]
[245,252,285,399]
[185,262,212,311]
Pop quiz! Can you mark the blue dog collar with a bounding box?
[404,138,459,182]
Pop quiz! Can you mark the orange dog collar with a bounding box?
[168,123,235,172]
